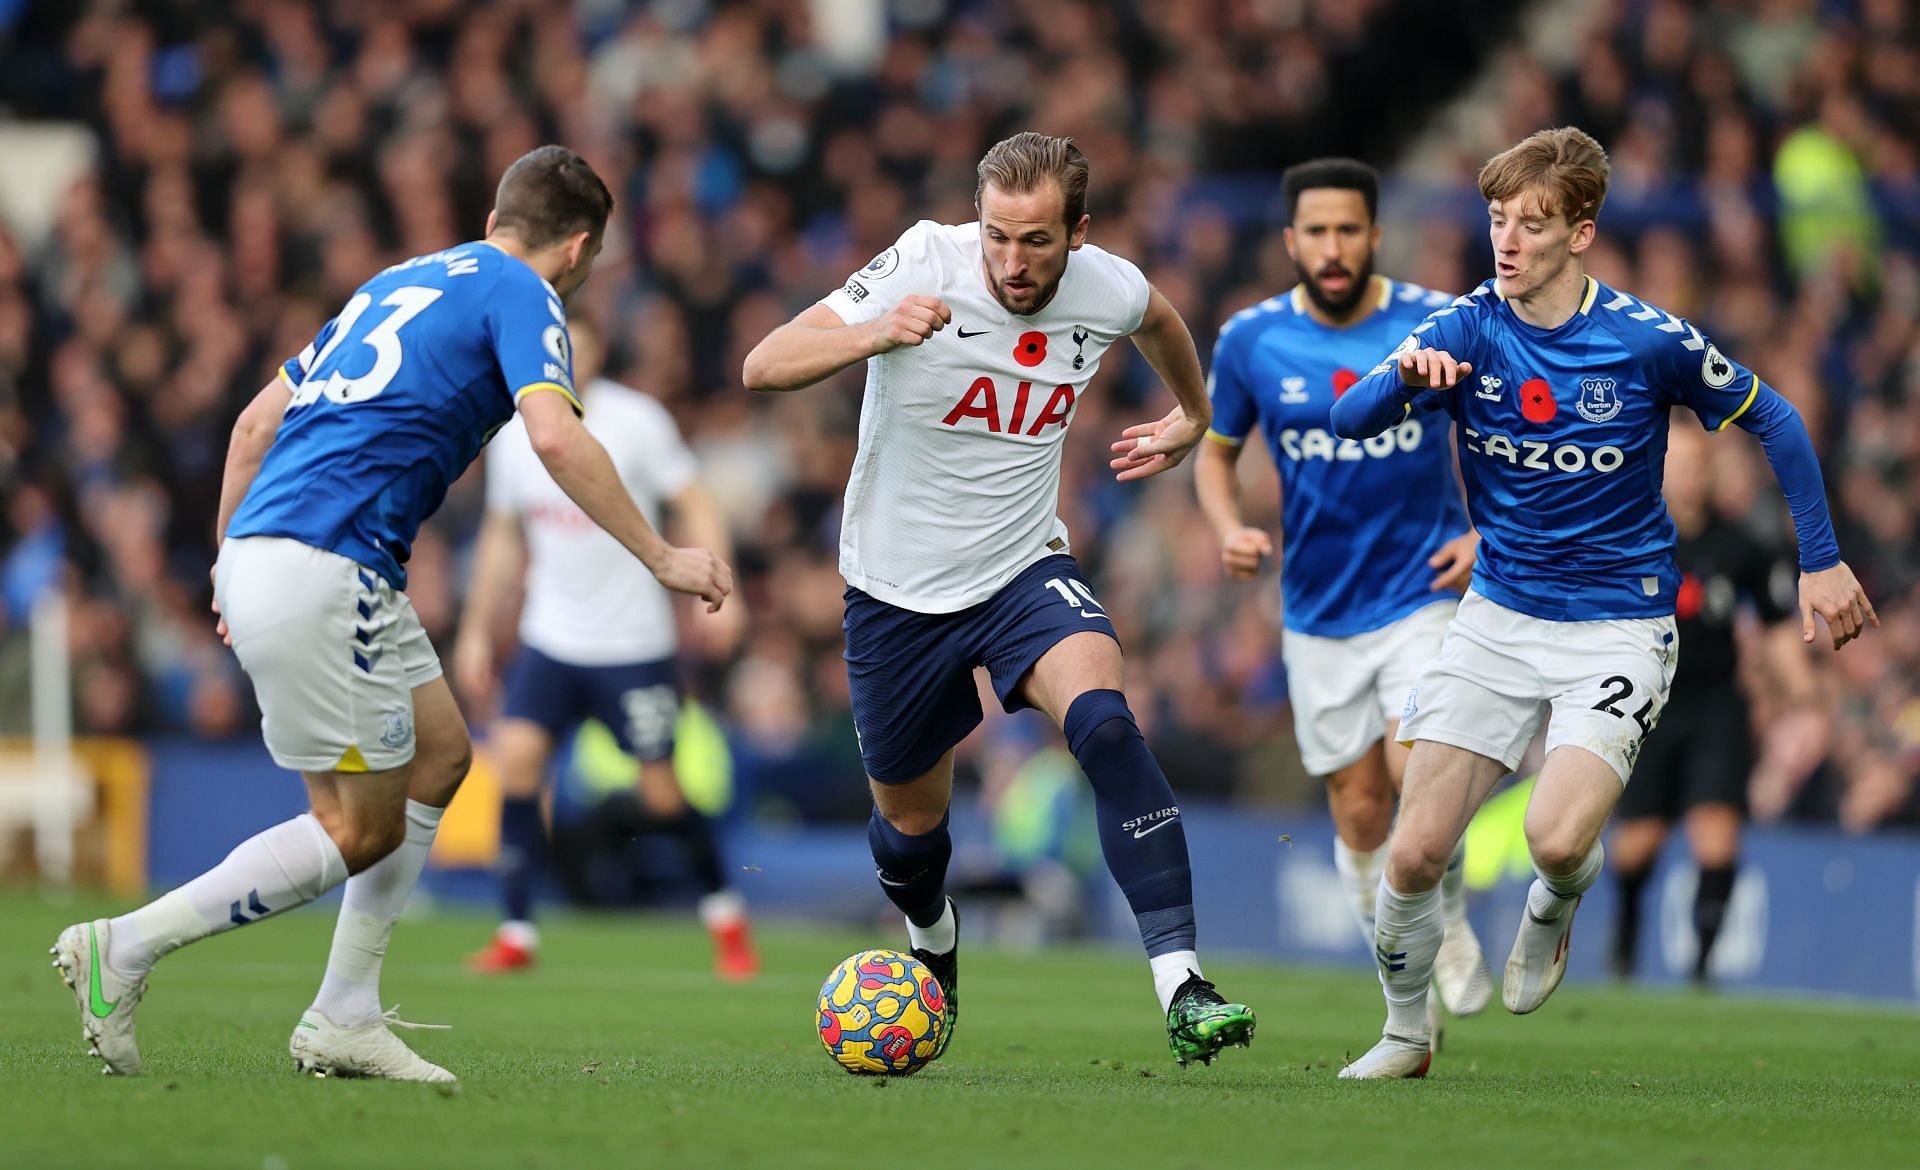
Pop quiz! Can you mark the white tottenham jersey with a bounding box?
[820,220,1151,613]
[485,378,698,664]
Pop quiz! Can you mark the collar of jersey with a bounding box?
[1496,274,1600,334]
[475,239,562,299]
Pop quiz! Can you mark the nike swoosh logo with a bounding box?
[1132,817,1180,839]
[88,924,116,1018]
[875,870,912,888]
[955,327,990,338]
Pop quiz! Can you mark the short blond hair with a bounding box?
[975,132,1090,227]
[1478,127,1611,225]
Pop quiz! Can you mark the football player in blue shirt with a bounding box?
[1195,159,1491,1038]
[1329,127,1875,1078]
[53,147,732,1082]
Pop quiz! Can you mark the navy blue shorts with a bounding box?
[843,554,1119,783]
[500,644,680,762]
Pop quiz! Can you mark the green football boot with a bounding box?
[1166,970,1255,1066]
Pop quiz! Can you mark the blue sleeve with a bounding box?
[1633,317,1840,573]
[1204,326,1257,445]
[1330,296,1480,438]
[1731,386,1841,573]
[492,272,581,415]
[283,316,340,387]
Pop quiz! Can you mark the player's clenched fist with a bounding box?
[1396,347,1472,391]
[650,546,736,613]
[1220,526,1273,581]
[868,295,951,353]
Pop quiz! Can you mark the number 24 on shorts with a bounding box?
[1591,674,1658,736]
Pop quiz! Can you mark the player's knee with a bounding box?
[1385,830,1452,891]
[412,729,473,807]
[327,813,407,873]
[1326,769,1394,845]
[879,805,947,837]
[1527,828,1596,877]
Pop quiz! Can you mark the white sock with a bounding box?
[905,897,956,955]
[698,889,747,929]
[1151,949,1202,1014]
[1332,837,1386,941]
[1374,881,1445,1040]
[108,814,347,978]
[1527,841,1604,921]
[310,800,443,1027]
[499,920,539,949]
[1440,838,1468,925]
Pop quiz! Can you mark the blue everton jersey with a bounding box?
[1208,276,1471,637]
[1338,275,1837,622]
[228,242,581,588]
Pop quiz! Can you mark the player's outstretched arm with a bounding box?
[518,391,733,611]
[1109,287,1211,482]
[1727,387,1876,650]
[742,297,951,392]
[1329,347,1471,439]
[451,508,526,706]
[1193,438,1273,580]
[668,479,749,655]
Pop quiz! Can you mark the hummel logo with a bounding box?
[1476,374,1503,401]
[955,326,990,339]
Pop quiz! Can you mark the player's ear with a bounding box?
[564,230,591,270]
[1370,222,1382,253]
[485,209,497,237]
[1068,213,1090,250]
[1568,217,1597,257]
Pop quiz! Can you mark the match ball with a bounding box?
[816,949,946,1076]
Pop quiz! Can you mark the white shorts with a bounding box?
[215,536,442,773]
[1282,600,1456,776]
[1399,590,1678,784]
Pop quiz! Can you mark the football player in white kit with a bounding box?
[455,315,757,980]
[744,132,1255,1067]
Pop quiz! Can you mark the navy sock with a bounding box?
[868,809,951,928]
[656,807,727,896]
[499,796,545,923]
[1063,689,1196,957]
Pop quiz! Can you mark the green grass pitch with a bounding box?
[3,892,1916,1169]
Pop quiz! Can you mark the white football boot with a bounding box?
[1338,1031,1433,1080]
[289,1007,456,1083]
[1503,885,1581,1014]
[1434,915,1493,1017]
[52,919,149,1076]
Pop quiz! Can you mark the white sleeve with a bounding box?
[483,419,529,515]
[1109,250,1152,335]
[817,220,943,326]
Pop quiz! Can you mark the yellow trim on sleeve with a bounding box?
[1578,275,1599,315]
[1713,376,1760,432]
[278,365,297,390]
[1204,429,1244,447]
[336,745,370,773]
[515,381,585,416]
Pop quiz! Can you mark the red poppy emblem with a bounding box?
[1014,331,1048,367]
[1332,368,1359,398]
[1519,377,1557,423]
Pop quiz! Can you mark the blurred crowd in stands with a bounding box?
[0,0,1914,831]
